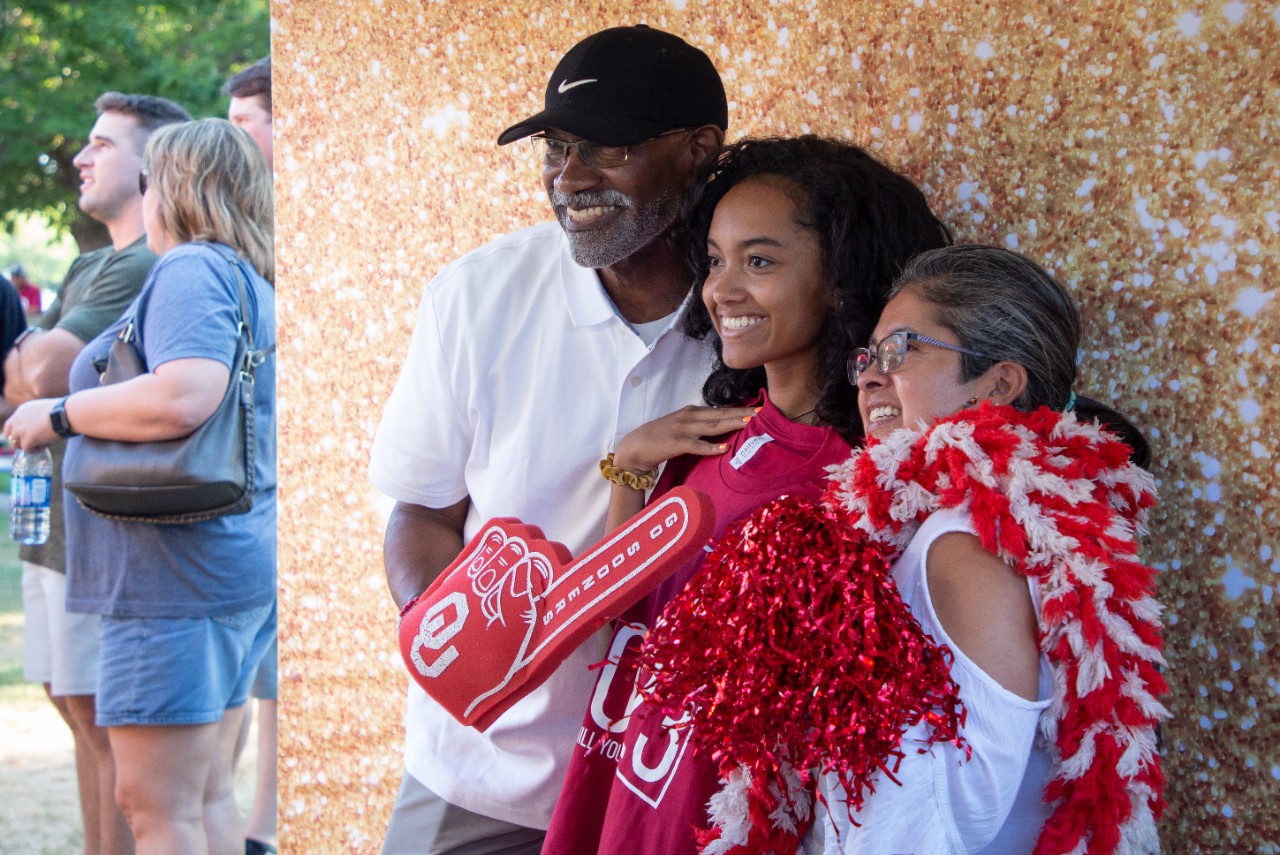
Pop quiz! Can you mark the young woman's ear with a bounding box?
[986,361,1029,407]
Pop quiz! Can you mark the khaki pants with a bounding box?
[381,772,546,855]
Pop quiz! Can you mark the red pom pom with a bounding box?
[639,496,967,848]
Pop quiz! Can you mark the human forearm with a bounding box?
[1,347,28,402]
[3,328,82,403]
[3,357,231,449]
[77,357,229,442]
[603,482,648,532]
[384,497,471,609]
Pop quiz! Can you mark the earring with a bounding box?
[965,396,978,407]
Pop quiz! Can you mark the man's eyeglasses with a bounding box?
[530,128,690,170]
[138,168,149,196]
[848,331,990,384]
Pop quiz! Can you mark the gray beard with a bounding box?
[549,187,681,269]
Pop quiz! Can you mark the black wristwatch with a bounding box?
[49,397,78,438]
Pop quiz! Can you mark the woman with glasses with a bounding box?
[638,245,1168,855]
[5,118,275,854]
[541,135,951,855]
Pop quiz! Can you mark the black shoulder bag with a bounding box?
[64,251,272,524]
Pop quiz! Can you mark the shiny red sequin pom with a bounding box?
[640,496,968,849]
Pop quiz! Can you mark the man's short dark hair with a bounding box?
[93,92,192,152]
[222,56,272,113]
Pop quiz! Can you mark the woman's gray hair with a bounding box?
[888,245,1079,412]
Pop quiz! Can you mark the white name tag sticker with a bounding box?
[729,434,774,470]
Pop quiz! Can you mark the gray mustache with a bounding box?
[550,189,631,209]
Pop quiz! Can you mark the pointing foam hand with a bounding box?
[397,486,714,730]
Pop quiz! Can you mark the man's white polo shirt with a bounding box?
[370,221,714,828]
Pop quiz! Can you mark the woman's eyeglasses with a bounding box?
[848,331,990,383]
[138,168,149,196]
[529,128,690,170]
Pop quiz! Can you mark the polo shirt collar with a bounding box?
[557,232,615,328]
[555,227,698,339]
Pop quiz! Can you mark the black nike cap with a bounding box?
[497,25,728,147]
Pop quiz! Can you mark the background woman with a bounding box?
[4,117,276,855]
[542,135,951,855]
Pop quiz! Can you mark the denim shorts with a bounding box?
[96,601,276,727]
[250,634,278,701]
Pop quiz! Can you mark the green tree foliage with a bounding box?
[0,0,269,250]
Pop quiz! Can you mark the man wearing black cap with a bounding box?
[370,25,727,854]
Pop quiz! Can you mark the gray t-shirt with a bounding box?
[63,242,275,618]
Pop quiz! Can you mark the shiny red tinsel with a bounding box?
[639,496,967,851]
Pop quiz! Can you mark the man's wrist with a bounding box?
[11,328,36,351]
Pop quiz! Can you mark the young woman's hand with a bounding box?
[612,405,757,474]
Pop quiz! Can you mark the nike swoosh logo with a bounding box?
[557,78,598,94]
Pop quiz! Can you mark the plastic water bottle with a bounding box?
[10,446,52,545]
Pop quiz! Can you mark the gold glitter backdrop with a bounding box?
[273,1,1280,851]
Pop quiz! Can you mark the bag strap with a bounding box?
[212,245,274,373]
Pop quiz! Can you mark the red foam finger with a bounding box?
[398,486,714,730]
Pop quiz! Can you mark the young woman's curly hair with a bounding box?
[679,135,951,437]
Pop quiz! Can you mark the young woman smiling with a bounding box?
[542,136,951,855]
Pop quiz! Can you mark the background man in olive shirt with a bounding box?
[4,91,189,855]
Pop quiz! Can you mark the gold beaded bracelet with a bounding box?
[599,453,659,491]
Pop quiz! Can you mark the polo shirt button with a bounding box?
[630,376,642,387]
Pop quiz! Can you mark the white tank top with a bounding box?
[803,507,1054,855]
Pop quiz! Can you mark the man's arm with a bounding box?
[5,243,154,405]
[384,496,471,610]
[3,328,88,403]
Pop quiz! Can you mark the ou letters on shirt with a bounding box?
[545,394,853,855]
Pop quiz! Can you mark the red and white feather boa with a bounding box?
[827,402,1169,855]
[642,403,1169,855]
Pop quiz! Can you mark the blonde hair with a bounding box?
[144,118,274,283]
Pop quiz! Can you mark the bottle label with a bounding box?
[30,475,50,506]
[14,475,52,508]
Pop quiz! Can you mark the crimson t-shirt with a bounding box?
[544,392,852,854]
